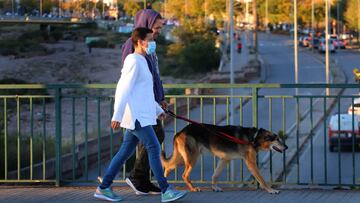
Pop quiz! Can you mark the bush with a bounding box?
[177,38,220,74]
[159,21,221,77]
[51,30,64,42]
[0,133,56,179]
[0,34,47,57]
[166,88,184,95]
[18,30,44,42]
[88,39,109,48]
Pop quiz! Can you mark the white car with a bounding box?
[318,38,335,53]
[348,98,360,115]
[328,114,360,152]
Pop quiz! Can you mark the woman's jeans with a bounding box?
[100,120,169,193]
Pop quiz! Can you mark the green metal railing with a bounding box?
[1,83,360,187]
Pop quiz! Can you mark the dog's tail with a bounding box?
[161,134,184,176]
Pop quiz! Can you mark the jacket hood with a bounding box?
[134,9,162,29]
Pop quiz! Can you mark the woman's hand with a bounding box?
[160,100,168,109]
[111,121,121,130]
[158,113,166,121]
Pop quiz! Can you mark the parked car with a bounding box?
[318,38,335,53]
[301,28,310,35]
[331,39,346,49]
[339,33,353,40]
[302,36,311,47]
[348,98,360,115]
[328,114,360,152]
[309,38,320,49]
[298,36,304,46]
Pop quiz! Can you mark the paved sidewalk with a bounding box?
[220,30,251,73]
[1,186,360,203]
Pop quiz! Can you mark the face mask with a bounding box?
[145,41,156,55]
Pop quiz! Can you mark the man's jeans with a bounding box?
[129,119,165,183]
[100,120,169,192]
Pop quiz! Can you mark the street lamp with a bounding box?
[325,0,330,95]
[336,0,339,35]
[229,0,236,183]
[40,0,43,17]
[311,0,314,52]
[59,0,62,17]
[265,0,268,32]
[294,0,299,95]
[102,0,105,19]
[204,0,207,24]
[358,0,360,49]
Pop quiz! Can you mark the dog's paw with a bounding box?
[191,187,201,192]
[267,189,280,194]
[212,186,223,192]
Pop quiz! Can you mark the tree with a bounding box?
[345,0,360,30]
[0,0,13,11]
[123,0,142,16]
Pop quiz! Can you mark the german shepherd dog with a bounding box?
[161,123,288,194]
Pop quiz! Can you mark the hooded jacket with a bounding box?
[120,9,164,104]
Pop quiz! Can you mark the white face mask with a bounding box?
[145,41,156,55]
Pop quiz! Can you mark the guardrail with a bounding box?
[0,83,359,187]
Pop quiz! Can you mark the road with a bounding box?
[286,48,360,186]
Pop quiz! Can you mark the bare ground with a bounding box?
[1,40,197,144]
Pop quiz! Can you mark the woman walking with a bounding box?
[94,27,187,202]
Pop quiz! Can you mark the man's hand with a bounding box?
[158,113,166,121]
[160,100,168,109]
[111,121,121,130]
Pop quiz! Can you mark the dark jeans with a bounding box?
[100,120,168,191]
[128,119,165,184]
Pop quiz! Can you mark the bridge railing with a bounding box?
[0,83,359,187]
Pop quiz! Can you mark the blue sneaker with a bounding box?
[161,186,187,202]
[94,186,123,202]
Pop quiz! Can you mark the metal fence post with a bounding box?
[55,87,62,187]
[252,87,259,188]
[252,87,258,128]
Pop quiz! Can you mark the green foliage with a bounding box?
[345,0,360,30]
[88,39,110,48]
[177,39,220,74]
[165,0,226,26]
[162,20,220,76]
[166,88,185,95]
[123,1,142,17]
[50,30,64,42]
[0,29,51,56]
[0,38,47,56]
[0,133,56,179]
[256,0,327,27]
[278,130,287,139]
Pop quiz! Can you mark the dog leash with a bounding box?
[163,109,252,146]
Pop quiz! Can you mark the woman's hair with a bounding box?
[131,27,153,47]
